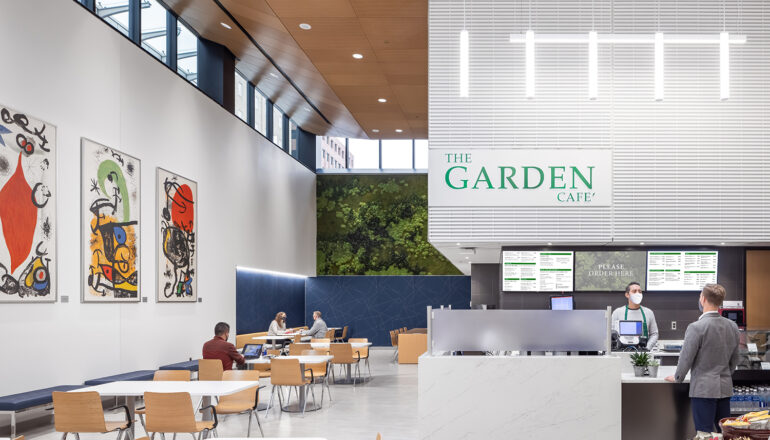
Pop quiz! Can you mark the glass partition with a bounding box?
[429,308,610,353]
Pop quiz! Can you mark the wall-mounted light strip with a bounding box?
[508,32,746,101]
[525,30,535,98]
[588,31,598,100]
[654,32,664,101]
[460,29,469,97]
[235,266,308,279]
[720,31,730,100]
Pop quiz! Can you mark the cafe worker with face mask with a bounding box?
[611,281,659,350]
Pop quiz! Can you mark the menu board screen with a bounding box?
[501,251,574,292]
[646,251,718,291]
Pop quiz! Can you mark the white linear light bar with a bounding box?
[525,30,535,98]
[588,31,598,100]
[654,32,664,101]
[509,32,746,101]
[460,29,469,97]
[509,33,747,44]
[720,31,730,100]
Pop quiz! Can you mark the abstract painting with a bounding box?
[156,168,197,302]
[0,104,56,302]
[82,138,140,302]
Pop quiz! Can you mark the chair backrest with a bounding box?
[300,350,329,376]
[376,434,382,440]
[341,326,349,339]
[198,359,224,381]
[153,370,190,381]
[266,349,282,357]
[402,327,407,332]
[220,370,260,408]
[290,343,312,355]
[330,343,356,363]
[270,358,305,386]
[389,331,398,347]
[235,332,267,349]
[53,391,107,433]
[311,338,330,344]
[349,338,369,357]
[293,334,303,343]
[324,329,335,339]
[144,392,197,433]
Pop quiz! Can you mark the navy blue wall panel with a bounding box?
[305,276,471,346]
[235,268,306,334]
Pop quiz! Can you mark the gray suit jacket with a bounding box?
[303,318,328,338]
[674,312,740,398]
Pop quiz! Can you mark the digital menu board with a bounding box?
[646,251,718,291]
[502,251,574,292]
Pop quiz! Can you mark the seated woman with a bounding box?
[268,311,288,335]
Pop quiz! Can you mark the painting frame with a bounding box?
[0,103,58,303]
[81,138,141,303]
[156,167,198,303]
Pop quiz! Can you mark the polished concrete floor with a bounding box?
[10,349,417,440]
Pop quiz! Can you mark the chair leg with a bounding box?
[75,433,81,440]
[252,409,264,437]
[366,358,372,378]
[161,433,166,440]
[266,386,276,418]
[247,410,252,437]
[116,429,124,440]
[325,375,332,401]
[139,414,147,436]
[310,383,317,409]
[286,386,292,407]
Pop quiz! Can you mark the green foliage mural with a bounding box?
[317,174,461,275]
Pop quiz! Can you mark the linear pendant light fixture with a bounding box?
[525,29,535,98]
[509,32,746,101]
[460,30,469,97]
[459,0,469,97]
[720,31,730,100]
[588,31,598,100]
[654,32,664,101]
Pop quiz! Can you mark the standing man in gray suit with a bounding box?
[665,284,740,438]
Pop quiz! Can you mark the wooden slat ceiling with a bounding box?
[161,0,427,140]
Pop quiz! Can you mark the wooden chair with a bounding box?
[215,370,264,437]
[330,343,362,386]
[302,349,332,405]
[335,326,349,343]
[266,358,316,417]
[144,392,217,440]
[137,370,191,434]
[310,338,330,355]
[249,360,272,378]
[349,338,372,378]
[324,329,336,340]
[198,359,223,381]
[390,330,399,361]
[293,334,304,343]
[376,434,382,440]
[266,349,282,357]
[289,343,312,355]
[53,391,132,440]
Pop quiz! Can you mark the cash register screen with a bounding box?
[619,320,643,336]
[550,296,574,310]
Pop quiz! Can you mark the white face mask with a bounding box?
[630,293,643,305]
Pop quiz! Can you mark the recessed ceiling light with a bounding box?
[220,22,232,30]
[465,256,469,259]
[299,23,312,30]
[353,53,364,59]
[640,242,645,245]
[371,129,380,133]
[720,242,726,245]
[395,129,403,133]
[378,98,387,103]
[456,242,461,246]
[547,242,552,246]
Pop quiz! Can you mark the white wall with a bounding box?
[429,0,770,246]
[0,0,316,395]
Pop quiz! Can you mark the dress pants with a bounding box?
[691,397,731,433]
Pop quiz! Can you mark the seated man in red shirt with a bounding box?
[202,322,244,370]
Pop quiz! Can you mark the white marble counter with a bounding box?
[419,355,621,440]
[621,365,690,383]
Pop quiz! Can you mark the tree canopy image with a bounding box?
[317,174,461,275]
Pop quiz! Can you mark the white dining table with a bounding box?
[246,355,332,413]
[73,381,259,437]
